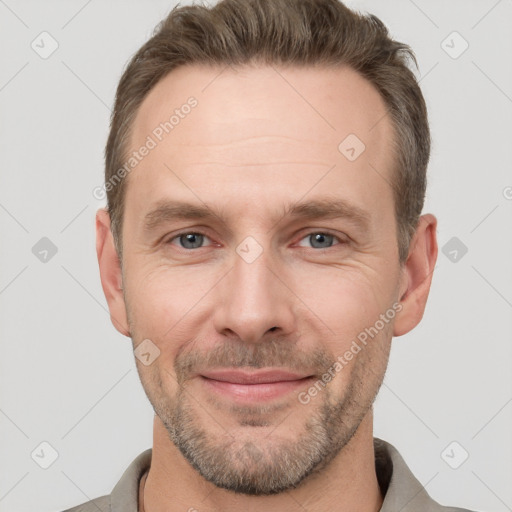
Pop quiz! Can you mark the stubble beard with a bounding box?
[135,335,390,496]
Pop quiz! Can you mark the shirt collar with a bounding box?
[110,438,442,512]
[374,437,442,511]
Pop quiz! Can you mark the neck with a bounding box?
[141,410,383,512]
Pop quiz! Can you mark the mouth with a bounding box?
[199,369,315,402]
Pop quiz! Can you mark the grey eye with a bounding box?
[177,233,205,249]
[308,233,335,249]
[296,232,342,249]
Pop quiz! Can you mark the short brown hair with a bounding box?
[105,0,430,264]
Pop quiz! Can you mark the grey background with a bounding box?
[0,0,511,511]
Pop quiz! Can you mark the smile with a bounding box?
[199,369,315,402]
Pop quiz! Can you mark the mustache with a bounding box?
[174,336,334,383]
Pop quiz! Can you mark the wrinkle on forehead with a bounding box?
[130,63,392,162]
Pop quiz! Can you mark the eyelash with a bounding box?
[165,230,347,251]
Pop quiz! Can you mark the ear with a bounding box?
[393,213,438,337]
[96,208,130,337]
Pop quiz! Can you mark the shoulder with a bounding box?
[57,494,110,512]
[374,438,482,512]
[441,508,480,512]
[55,448,151,512]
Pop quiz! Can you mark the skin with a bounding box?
[96,63,438,512]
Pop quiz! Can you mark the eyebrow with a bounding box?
[143,197,371,233]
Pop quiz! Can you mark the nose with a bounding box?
[212,243,297,344]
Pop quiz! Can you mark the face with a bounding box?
[113,64,406,494]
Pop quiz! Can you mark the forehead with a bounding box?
[131,63,392,154]
[125,63,395,225]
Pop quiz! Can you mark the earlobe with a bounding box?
[96,208,130,337]
[393,214,438,337]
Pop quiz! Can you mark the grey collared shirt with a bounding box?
[60,438,478,512]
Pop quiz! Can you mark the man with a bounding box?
[62,0,478,510]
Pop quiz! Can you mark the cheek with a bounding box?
[124,262,222,370]
[312,269,396,394]
[126,262,210,324]
[293,265,398,349]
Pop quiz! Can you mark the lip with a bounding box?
[199,369,314,402]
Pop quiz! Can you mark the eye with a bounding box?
[296,232,345,249]
[167,232,212,250]
[165,231,346,251]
